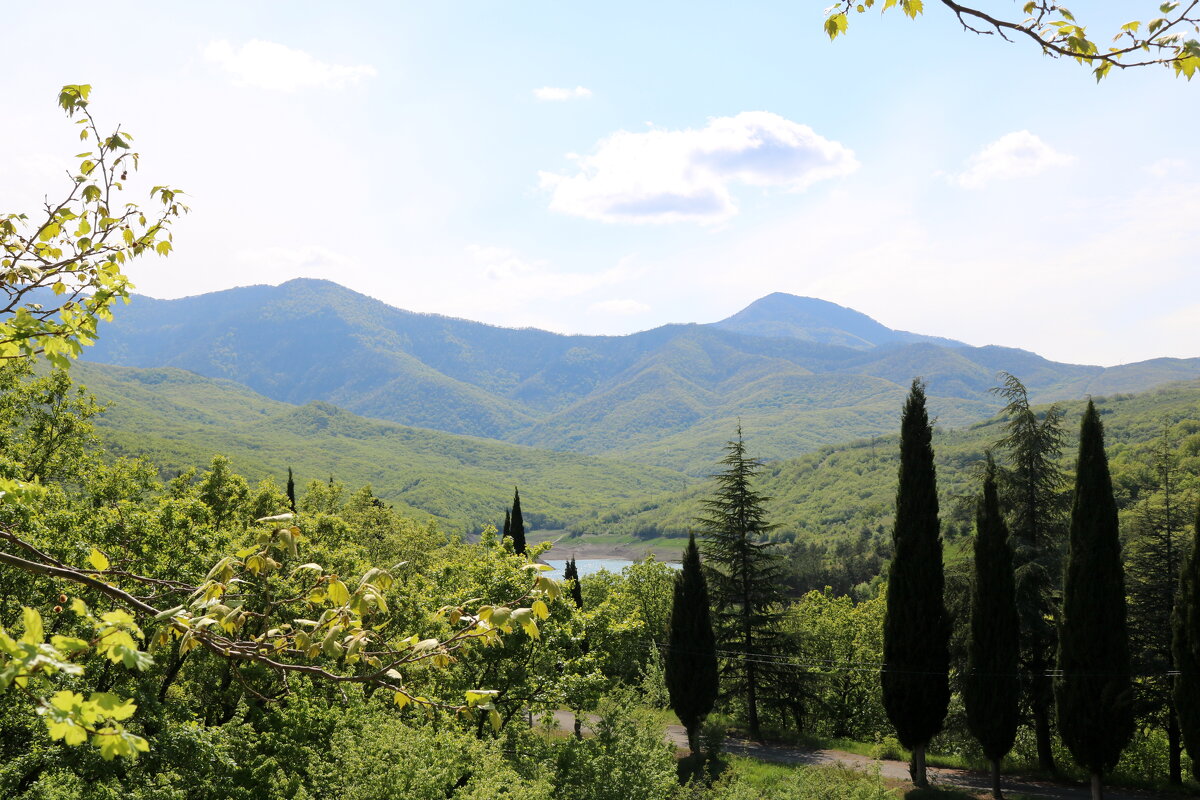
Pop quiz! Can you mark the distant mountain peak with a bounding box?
[710,293,966,350]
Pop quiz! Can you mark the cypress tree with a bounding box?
[1055,401,1133,800]
[1173,501,1200,781]
[286,467,296,512]
[509,487,526,555]
[991,372,1068,773]
[965,454,1020,800]
[564,557,584,609]
[666,533,719,755]
[882,379,950,789]
[696,425,783,741]
[502,508,511,539]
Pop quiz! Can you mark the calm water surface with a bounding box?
[543,558,679,581]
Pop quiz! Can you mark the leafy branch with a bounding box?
[824,1,1200,81]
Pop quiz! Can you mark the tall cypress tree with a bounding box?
[1055,401,1133,800]
[502,508,511,540]
[666,533,719,755]
[564,557,584,609]
[965,454,1020,800]
[882,379,950,789]
[1173,501,1200,781]
[991,372,1068,773]
[509,487,526,555]
[696,425,783,741]
[286,467,296,513]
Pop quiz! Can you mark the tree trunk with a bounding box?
[1168,705,1182,785]
[1031,678,1057,773]
[1090,772,1103,800]
[746,658,760,740]
[573,713,583,740]
[910,743,928,788]
[687,722,700,756]
[991,758,1004,799]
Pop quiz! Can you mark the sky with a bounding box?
[3,1,1198,366]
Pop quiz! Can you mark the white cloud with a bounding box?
[467,245,629,298]
[952,130,1074,189]
[1147,157,1188,177]
[539,111,858,224]
[203,39,377,92]
[590,298,650,315]
[533,86,592,101]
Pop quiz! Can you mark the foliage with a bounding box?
[784,588,887,741]
[823,1,1200,81]
[697,426,784,740]
[1055,401,1134,779]
[992,371,1068,773]
[1174,501,1200,780]
[963,454,1019,791]
[666,534,719,753]
[882,380,950,786]
[508,487,527,554]
[1,85,184,368]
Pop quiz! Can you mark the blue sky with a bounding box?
[4,1,1198,365]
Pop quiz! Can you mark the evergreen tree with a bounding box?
[1173,501,1200,781]
[564,557,584,609]
[286,466,296,513]
[1126,429,1187,784]
[696,425,783,741]
[882,379,950,788]
[991,371,1068,773]
[509,487,526,555]
[1055,401,1133,800]
[666,534,719,755]
[965,454,1020,800]
[502,508,511,539]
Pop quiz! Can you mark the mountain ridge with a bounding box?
[82,279,1200,474]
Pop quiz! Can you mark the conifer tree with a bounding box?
[1173,501,1200,781]
[502,508,511,540]
[1055,401,1133,800]
[509,487,526,555]
[965,454,1020,800]
[564,557,584,608]
[882,379,950,788]
[697,425,782,741]
[286,466,296,513]
[991,372,1068,773]
[666,533,719,755]
[1126,429,1187,784]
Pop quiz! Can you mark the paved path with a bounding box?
[549,712,1181,800]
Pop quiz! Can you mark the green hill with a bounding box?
[570,379,1200,546]
[70,362,694,534]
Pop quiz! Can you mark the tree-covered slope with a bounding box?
[69,362,694,534]
[572,379,1200,544]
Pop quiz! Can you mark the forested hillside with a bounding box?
[69,362,693,533]
[575,379,1200,549]
[81,279,1200,474]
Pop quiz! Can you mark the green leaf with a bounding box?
[88,548,110,571]
[21,607,43,645]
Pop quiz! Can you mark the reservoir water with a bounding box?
[543,558,679,581]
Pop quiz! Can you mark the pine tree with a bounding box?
[1055,401,1133,800]
[286,466,296,513]
[991,371,1068,773]
[965,454,1020,800]
[564,557,584,609]
[1126,429,1187,784]
[1173,501,1200,781]
[666,533,719,755]
[509,487,526,555]
[696,425,782,741]
[882,379,950,789]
